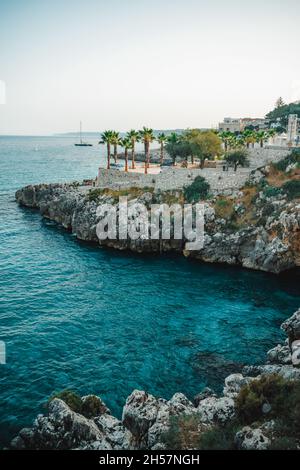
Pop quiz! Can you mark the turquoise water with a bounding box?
[0,136,299,447]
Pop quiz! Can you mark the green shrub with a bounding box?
[162,415,238,450]
[235,374,297,425]
[87,188,104,202]
[269,436,299,450]
[81,395,106,418]
[262,185,282,198]
[225,150,249,171]
[274,149,300,172]
[281,180,300,200]
[49,389,82,413]
[184,176,210,202]
[197,423,238,450]
[162,414,203,449]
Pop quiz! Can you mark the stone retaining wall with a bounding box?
[96,148,290,193]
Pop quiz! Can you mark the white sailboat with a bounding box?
[74,121,93,146]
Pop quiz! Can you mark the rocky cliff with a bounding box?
[15,163,300,273]
[10,309,300,450]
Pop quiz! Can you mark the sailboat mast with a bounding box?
[80,121,82,144]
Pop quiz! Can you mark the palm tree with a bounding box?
[120,138,133,172]
[139,127,155,174]
[255,130,268,148]
[111,131,120,164]
[99,130,114,169]
[267,128,277,145]
[126,130,140,169]
[167,132,180,164]
[243,129,256,148]
[157,132,167,165]
[219,131,233,152]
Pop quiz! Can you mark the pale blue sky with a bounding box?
[0,0,299,134]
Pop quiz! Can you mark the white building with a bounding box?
[287,114,299,145]
[218,117,268,133]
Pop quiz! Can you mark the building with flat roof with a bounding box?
[219,117,268,133]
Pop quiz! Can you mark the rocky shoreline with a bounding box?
[13,154,300,450]
[15,164,300,274]
[10,308,300,450]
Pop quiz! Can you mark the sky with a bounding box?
[0,0,300,135]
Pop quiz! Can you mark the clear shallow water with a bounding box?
[0,135,299,446]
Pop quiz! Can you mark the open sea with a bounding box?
[0,135,299,447]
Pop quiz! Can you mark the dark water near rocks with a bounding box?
[0,135,299,446]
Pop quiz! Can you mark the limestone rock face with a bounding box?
[281,309,300,343]
[267,344,292,365]
[223,373,253,398]
[11,399,111,450]
[122,390,160,445]
[243,364,300,381]
[147,393,197,449]
[94,414,133,450]
[15,179,300,274]
[291,340,300,366]
[235,426,270,450]
[197,396,236,425]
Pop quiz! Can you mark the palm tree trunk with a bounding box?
[114,144,118,163]
[106,143,111,169]
[125,148,128,172]
[160,143,164,165]
[200,158,204,169]
[191,154,194,165]
[131,143,135,169]
[260,140,263,148]
[144,141,149,174]
[224,141,228,152]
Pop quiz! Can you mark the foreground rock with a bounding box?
[10,308,300,450]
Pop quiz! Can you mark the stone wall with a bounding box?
[96,148,290,194]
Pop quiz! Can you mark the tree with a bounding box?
[219,131,234,152]
[111,131,120,164]
[255,130,268,148]
[99,130,114,169]
[185,129,222,168]
[275,97,285,109]
[126,130,140,169]
[225,150,249,172]
[139,127,155,174]
[165,140,191,164]
[266,101,300,128]
[184,176,210,202]
[167,132,180,145]
[243,129,256,148]
[120,138,133,172]
[157,132,167,165]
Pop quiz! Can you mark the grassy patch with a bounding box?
[158,190,185,205]
[214,198,234,219]
[87,186,154,202]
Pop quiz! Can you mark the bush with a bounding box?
[162,414,203,449]
[162,414,238,450]
[281,180,300,200]
[274,149,300,172]
[225,150,249,171]
[262,185,282,198]
[197,423,238,450]
[81,395,106,418]
[184,176,210,202]
[235,374,299,425]
[49,390,82,413]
